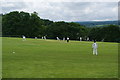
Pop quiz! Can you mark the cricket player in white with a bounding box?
[87,37,89,41]
[92,40,98,55]
[44,36,46,40]
[56,37,60,40]
[67,37,69,43]
[80,37,82,41]
[35,37,37,39]
[42,37,43,39]
[22,35,26,41]
[63,37,65,41]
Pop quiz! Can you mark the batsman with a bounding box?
[92,40,98,55]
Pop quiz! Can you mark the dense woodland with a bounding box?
[2,11,120,42]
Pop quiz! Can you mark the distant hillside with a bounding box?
[75,21,118,27]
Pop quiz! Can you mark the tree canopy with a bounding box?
[2,11,120,42]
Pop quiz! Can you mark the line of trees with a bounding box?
[2,11,120,42]
[88,25,120,42]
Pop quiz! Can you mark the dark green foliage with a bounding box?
[2,11,120,42]
[101,25,120,42]
[88,25,120,42]
[2,11,43,37]
[46,21,87,39]
[2,11,87,40]
[88,27,103,41]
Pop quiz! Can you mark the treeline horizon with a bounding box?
[2,11,120,42]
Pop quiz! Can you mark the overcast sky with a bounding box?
[0,0,119,22]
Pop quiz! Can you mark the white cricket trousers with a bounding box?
[93,48,98,55]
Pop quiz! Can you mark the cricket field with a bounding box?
[2,37,118,78]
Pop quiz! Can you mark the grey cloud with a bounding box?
[1,1,28,13]
[1,1,118,21]
[39,2,117,21]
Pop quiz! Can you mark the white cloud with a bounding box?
[84,7,93,14]
[112,7,118,12]
[0,0,118,21]
[22,0,119,2]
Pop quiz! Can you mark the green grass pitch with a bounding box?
[2,37,118,78]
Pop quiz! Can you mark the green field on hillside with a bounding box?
[2,37,118,78]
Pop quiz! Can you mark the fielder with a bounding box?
[92,40,98,55]
[87,37,89,41]
[63,37,65,41]
[42,37,43,39]
[67,37,69,43]
[44,36,46,40]
[56,37,60,40]
[80,37,82,41]
[35,37,37,39]
[22,35,26,41]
